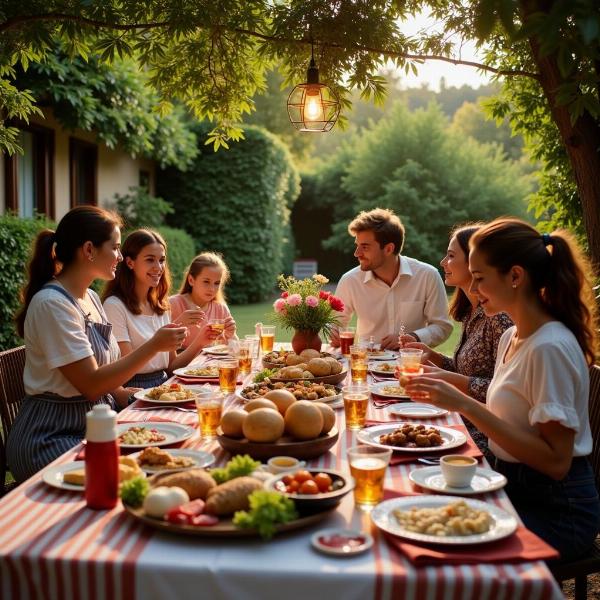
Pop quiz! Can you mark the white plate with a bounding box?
[371,495,517,545]
[202,345,231,355]
[409,466,507,495]
[388,403,448,418]
[173,367,220,380]
[370,381,408,399]
[357,423,466,453]
[42,461,85,492]
[368,362,397,376]
[311,528,373,556]
[367,351,397,361]
[116,422,196,449]
[133,384,209,405]
[129,449,215,473]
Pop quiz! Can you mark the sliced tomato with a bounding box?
[176,499,206,517]
[191,514,219,527]
[165,512,191,525]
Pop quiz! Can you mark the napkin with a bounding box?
[363,421,483,466]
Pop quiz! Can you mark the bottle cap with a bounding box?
[86,404,117,443]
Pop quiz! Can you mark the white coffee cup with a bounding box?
[440,455,477,488]
[267,456,305,474]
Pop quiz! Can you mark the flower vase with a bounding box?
[291,330,322,355]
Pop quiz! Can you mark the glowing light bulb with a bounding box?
[305,92,322,121]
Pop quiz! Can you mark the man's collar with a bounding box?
[362,255,411,286]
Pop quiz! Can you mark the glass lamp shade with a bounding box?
[287,83,340,132]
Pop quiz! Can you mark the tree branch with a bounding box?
[0,12,540,80]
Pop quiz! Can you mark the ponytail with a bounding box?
[15,230,57,337]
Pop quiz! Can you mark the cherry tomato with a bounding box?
[314,473,333,493]
[287,480,300,493]
[281,474,294,485]
[299,480,320,495]
[293,470,313,483]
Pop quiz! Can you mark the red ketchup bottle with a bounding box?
[85,404,119,510]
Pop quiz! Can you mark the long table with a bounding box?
[0,351,563,600]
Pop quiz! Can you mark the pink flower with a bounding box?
[319,290,330,300]
[281,291,289,298]
[287,293,302,307]
[305,295,319,307]
[328,295,344,312]
[273,298,287,314]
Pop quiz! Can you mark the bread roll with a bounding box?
[158,469,216,500]
[205,477,263,515]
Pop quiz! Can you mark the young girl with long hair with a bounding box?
[169,252,236,349]
[7,207,186,482]
[404,218,600,561]
[102,230,217,387]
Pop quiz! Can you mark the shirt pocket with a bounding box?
[398,301,425,329]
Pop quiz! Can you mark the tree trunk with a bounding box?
[521,0,600,269]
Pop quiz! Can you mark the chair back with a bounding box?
[589,364,600,490]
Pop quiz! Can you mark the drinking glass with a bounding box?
[195,391,224,439]
[343,384,369,430]
[347,445,392,508]
[244,334,260,359]
[260,326,276,352]
[237,340,252,375]
[398,348,423,377]
[349,344,368,383]
[218,359,240,393]
[209,318,226,344]
[339,326,356,357]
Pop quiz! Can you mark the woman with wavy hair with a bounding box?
[103,229,217,388]
[404,217,600,561]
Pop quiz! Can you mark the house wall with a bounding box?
[1,108,156,221]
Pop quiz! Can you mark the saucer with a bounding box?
[409,466,507,495]
[311,528,373,556]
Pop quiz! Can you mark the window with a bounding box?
[4,125,55,218]
[69,138,97,207]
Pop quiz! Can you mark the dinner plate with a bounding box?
[368,362,397,376]
[42,461,85,492]
[367,350,397,361]
[311,528,373,556]
[116,422,196,449]
[371,495,518,545]
[129,449,215,473]
[357,423,466,453]
[409,466,508,496]
[370,381,409,399]
[388,403,448,418]
[202,345,231,356]
[173,366,220,380]
[133,384,209,405]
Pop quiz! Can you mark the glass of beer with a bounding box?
[218,359,239,393]
[349,344,368,383]
[347,445,392,508]
[195,391,224,439]
[260,326,276,352]
[339,326,356,357]
[209,318,226,344]
[343,384,369,430]
[237,340,252,375]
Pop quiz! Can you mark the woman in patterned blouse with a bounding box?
[400,223,513,455]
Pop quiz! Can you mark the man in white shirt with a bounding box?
[330,208,452,350]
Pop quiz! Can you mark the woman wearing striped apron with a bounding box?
[7,207,187,483]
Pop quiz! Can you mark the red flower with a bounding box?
[281,291,289,298]
[319,290,330,300]
[328,295,344,312]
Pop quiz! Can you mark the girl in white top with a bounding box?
[103,229,218,388]
[404,217,600,562]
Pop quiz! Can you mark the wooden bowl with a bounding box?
[262,351,337,370]
[216,427,339,460]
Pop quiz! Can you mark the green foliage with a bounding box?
[233,490,298,540]
[0,213,55,351]
[154,226,196,292]
[158,122,300,304]
[113,187,174,229]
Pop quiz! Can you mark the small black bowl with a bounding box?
[264,468,354,512]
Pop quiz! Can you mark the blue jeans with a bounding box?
[493,456,600,563]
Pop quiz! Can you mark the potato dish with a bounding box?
[241,381,339,401]
[379,385,406,396]
[184,366,219,377]
[373,362,395,373]
[379,424,443,448]
[146,383,197,401]
[393,500,493,537]
[118,426,166,445]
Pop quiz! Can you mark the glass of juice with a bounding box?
[209,318,226,344]
[339,326,356,357]
[347,445,392,509]
[237,340,252,375]
[343,384,369,430]
[218,359,240,393]
[260,326,276,352]
[349,344,368,383]
[398,348,423,376]
[195,391,224,439]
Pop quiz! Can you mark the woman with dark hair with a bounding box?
[103,229,217,388]
[7,207,186,482]
[405,218,600,561]
[399,224,512,455]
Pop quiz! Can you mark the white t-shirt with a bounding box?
[24,286,111,397]
[487,321,592,462]
[334,255,453,347]
[103,296,170,373]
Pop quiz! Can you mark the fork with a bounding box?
[417,457,442,465]
[130,406,196,413]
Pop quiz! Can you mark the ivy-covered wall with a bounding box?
[158,123,300,304]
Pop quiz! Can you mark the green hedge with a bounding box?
[158,123,300,304]
[0,214,55,351]
[155,225,196,291]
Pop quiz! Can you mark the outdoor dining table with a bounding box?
[0,346,563,600]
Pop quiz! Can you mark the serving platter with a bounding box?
[237,382,342,405]
[116,422,196,449]
[217,427,339,460]
[268,370,348,386]
[409,466,507,496]
[262,350,337,370]
[357,423,466,453]
[371,495,517,545]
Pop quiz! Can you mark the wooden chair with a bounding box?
[550,364,600,600]
[0,345,26,496]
